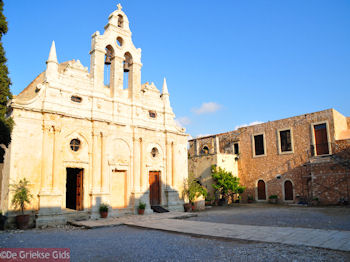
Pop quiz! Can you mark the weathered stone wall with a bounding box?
[189,108,350,205]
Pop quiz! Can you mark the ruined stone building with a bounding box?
[0,5,188,227]
[189,109,350,204]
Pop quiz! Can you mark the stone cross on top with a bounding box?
[117,3,122,11]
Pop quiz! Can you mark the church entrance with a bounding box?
[66,168,84,211]
[149,171,160,206]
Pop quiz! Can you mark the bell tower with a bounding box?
[90,4,142,99]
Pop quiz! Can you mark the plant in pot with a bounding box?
[99,203,109,218]
[11,178,32,229]
[183,175,208,212]
[138,201,146,215]
[247,195,254,203]
[0,210,7,230]
[311,197,319,206]
[269,195,278,204]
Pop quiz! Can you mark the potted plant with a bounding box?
[99,203,109,218]
[311,197,319,206]
[0,211,7,230]
[247,195,254,203]
[269,195,278,204]
[183,175,208,212]
[138,201,146,215]
[11,178,32,229]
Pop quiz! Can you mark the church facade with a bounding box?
[0,5,188,227]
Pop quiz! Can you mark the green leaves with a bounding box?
[10,178,32,214]
[211,165,245,198]
[183,174,208,203]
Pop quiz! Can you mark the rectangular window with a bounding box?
[279,129,292,152]
[254,134,265,156]
[234,143,239,154]
[314,123,329,155]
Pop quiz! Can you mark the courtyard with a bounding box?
[1,204,350,261]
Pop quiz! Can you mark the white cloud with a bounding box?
[195,134,212,138]
[234,121,263,130]
[193,102,222,115]
[175,116,191,127]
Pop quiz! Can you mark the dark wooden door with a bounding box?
[284,181,293,201]
[257,180,266,200]
[149,171,160,206]
[314,124,329,155]
[76,170,83,211]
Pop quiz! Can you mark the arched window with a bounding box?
[118,15,124,28]
[123,52,133,89]
[201,146,209,155]
[116,37,123,47]
[104,45,114,87]
[284,180,293,201]
[257,180,266,200]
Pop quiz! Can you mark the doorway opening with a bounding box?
[149,171,161,206]
[257,179,266,200]
[66,168,84,211]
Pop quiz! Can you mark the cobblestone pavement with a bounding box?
[188,204,350,231]
[1,226,350,262]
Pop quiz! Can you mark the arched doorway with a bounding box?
[284,180,293,201]
[257,180,266,200]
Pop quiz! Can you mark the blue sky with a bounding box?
[3,1,350,138]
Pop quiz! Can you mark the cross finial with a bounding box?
[117,3,122,11]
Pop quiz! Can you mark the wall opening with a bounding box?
[123,52,132,90]
[284,180,293,201]
[257,179,266,200]
[314,123,329,155]
[280,129,292,152]
[104,45,114,87]
[66,168,84,211]
[254,134,265,156]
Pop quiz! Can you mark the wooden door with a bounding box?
[149,171,160,206]
[314,124,329,155]
[257,180,266,200]
[76,170,83,211]
[284,181,293,201]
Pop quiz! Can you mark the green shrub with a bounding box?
[269,195,278,199]
[138,201,146,210]
[211,165,245,201]
[183,174,208,203]
[11,178,32,215]
[99,203,109,213]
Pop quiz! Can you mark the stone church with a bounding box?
[0,4,188,227]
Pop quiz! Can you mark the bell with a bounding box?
[123,61,130,72]
[104,55,112,65]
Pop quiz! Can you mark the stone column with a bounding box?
[171,142,175,187]
[166,140,172,188]
[40,124,54,194]
[133,137,141,192]
[140,138,144,191]
[91,130,100,193]
[51,126,61,193]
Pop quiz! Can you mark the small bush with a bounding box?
[99,203,109,213]
[138,201,146,210]
[269,195,278,199]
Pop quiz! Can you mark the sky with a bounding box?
[3,0,350,138]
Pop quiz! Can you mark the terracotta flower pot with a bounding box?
[183,203,191,212]
[16,214,30,229]
[100,211,108,218]
[138,208,145,215]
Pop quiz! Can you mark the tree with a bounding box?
[0,0,13,162]
[211,165,245,202]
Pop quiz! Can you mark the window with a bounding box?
[233,143,239,154]
[201,146,209,155]
[313,123,329,155]
[116,37,123,47]
[151,147,159,158]
[253,134,265,156]
[70,139,81,152]
[149,111,157,118]
[117,15,124,28]
[279,129,292,153]
[71,96,82,103]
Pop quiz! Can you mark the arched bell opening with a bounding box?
[104,45,114,88]
[123,52,133,90]
[117,14,124,28]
